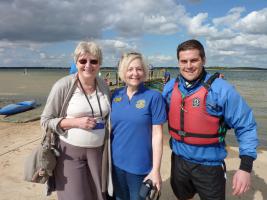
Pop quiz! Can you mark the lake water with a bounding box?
[0,68,266,148]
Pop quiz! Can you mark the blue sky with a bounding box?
[0,0,267,68]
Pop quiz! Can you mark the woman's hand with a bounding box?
[144,169,162,191]
[76,116,97,130]
[144,124,163,191]
[59,117,96,130]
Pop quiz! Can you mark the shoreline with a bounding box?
[0,120,266,200]
[0,66,267,69]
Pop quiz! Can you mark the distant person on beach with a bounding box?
[162,39,258,200]
[111,52,166,200]
[163,71,171,84]
[41,41,112,200]
[104,72,111,86]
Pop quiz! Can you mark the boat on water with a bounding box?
[0,100,37,115]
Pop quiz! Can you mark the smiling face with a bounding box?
[76,53,100,80]
[125,58,145,89]
[178,49,205,81]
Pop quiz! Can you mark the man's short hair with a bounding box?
[177,39,205,61]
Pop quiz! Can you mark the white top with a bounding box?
[60,87,110,147]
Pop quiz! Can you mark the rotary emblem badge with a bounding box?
[136,100,146,109]
[113,97,122,102]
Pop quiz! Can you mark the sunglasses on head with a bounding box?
[124,52,141,57]
[78,59,98,65]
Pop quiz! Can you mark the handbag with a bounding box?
[24,128,59,184]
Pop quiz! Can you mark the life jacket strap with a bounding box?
[169,126,219,138]
[202,72,220,90]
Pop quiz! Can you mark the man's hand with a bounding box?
[232,169,251,196]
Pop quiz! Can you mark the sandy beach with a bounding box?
[0,120,266,200]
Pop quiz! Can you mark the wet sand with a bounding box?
[0,121,266,200]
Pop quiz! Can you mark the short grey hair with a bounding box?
[118,52,149,82]
[74,41,103,65]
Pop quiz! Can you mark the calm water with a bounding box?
[0,68,266,148]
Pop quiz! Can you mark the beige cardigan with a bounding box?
[40,73,113,196]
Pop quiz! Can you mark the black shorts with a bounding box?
[170,153,226,200]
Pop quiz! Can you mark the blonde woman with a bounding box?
[41,41,112,200]
[111,52,166,200]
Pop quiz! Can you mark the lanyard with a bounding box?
[77,77,103,119]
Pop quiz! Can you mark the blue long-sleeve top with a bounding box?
[162,71,258,167]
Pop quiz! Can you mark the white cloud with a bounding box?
[100,39,136,53]
[107,0,186,36]
[185,12,236,39]
[179,6,267,68]
[234,8,267,34]
[0,0,105,42]
[98,39,138,66]
[0,0,186,67]
[147,54,174,67]
[206,33,267,67]
[3,58,12,64]
[0,0,186,42]
[207,34,267,52]
[39,53,47,59]
[186,13,216,37]
[114,41,128,49]
[213,7,245,26]
[0,0,266,68]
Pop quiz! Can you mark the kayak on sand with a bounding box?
[0,100,37,115]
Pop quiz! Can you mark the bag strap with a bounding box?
[41,126,59,149]
[41,127,52,148]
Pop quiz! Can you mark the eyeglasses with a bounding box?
[78,59,98,65]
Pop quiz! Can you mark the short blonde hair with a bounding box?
[118,52,149,82]
[74,41,103,65]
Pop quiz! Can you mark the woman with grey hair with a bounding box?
[111,52,166,200]
[41,41,113,200]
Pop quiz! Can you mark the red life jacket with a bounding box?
[168,74,226,145]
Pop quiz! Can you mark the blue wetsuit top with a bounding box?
[162,71,258,167]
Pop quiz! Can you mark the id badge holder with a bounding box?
[94,118,105,129]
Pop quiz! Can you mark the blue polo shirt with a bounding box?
[111,84,166,175]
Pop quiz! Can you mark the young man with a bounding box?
[162,39,258,200]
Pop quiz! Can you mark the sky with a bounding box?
[0,0,267,68]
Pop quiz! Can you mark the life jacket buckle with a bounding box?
[178,130,186,137]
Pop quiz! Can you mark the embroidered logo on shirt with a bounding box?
[192,97,200,107]
[136,100,146,109]
[113,97,122,102]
